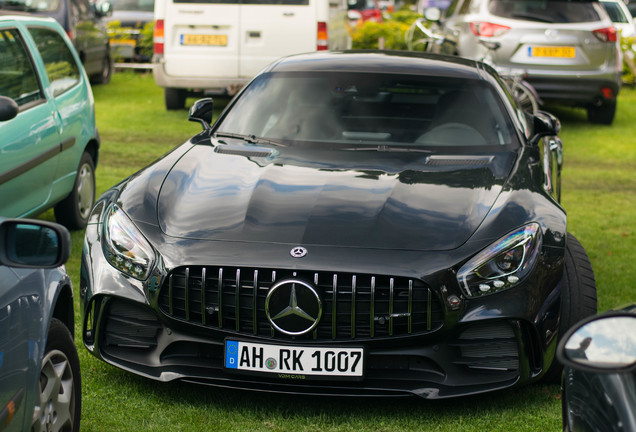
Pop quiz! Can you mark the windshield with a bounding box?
[0,0,59,12]
[216,72,517,147]
[216,72,519,149]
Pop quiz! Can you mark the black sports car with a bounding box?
[80,50,597,399]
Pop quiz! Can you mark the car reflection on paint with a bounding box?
[558,307,636,432]
[81,50,597,399]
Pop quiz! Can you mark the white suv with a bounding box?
[433,0,622,124]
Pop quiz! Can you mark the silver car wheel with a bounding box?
[35,349,76,432]
[76,161,95,221]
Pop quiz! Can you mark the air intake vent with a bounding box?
[426,155,492,167]
[103,300,161,350]
[215,145,274,158]
[452,322,520,372]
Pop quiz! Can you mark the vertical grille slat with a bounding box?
[158,266,444,341]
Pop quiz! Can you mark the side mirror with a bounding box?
[0,96,19,122]
[189,98,214,131]
[0,219,71,268]
[530,110,560,144]
[557,313,636,373]
[424,7,441,22]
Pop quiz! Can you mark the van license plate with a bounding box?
[529,46,575,58]
[181,34,227,46]
[224,340,364,379]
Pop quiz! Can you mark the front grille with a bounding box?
[158,266,444,341]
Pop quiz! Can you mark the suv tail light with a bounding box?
[593,27,617,43]
[317,22,328,51]
[470,22,510,37]
[154,19,165,55]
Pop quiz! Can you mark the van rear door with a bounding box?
[239,0,317,78]
[162,1,241,80]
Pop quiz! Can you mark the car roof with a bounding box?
[263,50,487,81]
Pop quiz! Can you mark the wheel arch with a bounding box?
[52,282,75,340]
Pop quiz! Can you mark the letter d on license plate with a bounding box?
[225,340,364,379]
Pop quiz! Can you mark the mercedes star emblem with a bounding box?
[265,279,322,336]
[290,246,308,258]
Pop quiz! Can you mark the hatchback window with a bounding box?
[217,72,519,149]
[0,28,43,107]
[28,27,80,96]
[488,0,601,23]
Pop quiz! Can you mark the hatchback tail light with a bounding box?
[154,19,165,55]
[317,22,328,51]
[593,27,617,43]
[470,22,510,37]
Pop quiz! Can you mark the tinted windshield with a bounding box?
[217,72,519,149]
[489,0,601,23]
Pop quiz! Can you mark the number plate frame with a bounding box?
[224,339,365,381]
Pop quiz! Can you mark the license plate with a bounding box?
[180,34,227,46]
[529,46,575,58]
[224,340,364,379]
[110,38,136,47]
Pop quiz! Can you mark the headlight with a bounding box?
[457,223,542,298]
[102,204,155,280]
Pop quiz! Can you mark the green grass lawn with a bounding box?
[45,71,635,431]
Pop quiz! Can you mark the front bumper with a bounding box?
[80,219,564,399]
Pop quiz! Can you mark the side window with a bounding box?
[28,27,81,97]
[0,29,44,107]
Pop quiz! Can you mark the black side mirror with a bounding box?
[0,96,19,122]
[0,219,71,268]
[189,98,214,131]
[557,312,636,373]
[530,111,561,144]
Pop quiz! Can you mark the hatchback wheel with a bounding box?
[54,152,95,230]
[587,99,616,125]
[34,318,81,432]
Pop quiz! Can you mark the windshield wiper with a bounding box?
[214,132,285,147]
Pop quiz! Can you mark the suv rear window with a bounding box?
[488,0,601,23]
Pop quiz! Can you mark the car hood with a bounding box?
[156,142,515,251]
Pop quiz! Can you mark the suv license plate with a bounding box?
[180,34,227,46]
[529,46,575,58]
[224,340,364,379]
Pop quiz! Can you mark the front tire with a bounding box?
[54,151,95,230]
[542,233,597,383]
[34,318,81,432]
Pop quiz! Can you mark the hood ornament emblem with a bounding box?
[290,246,307,258]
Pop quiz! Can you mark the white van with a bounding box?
[153,0,350,109]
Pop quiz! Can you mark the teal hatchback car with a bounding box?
[0,15,99,230]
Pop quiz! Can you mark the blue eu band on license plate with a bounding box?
[225,340,364,378]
